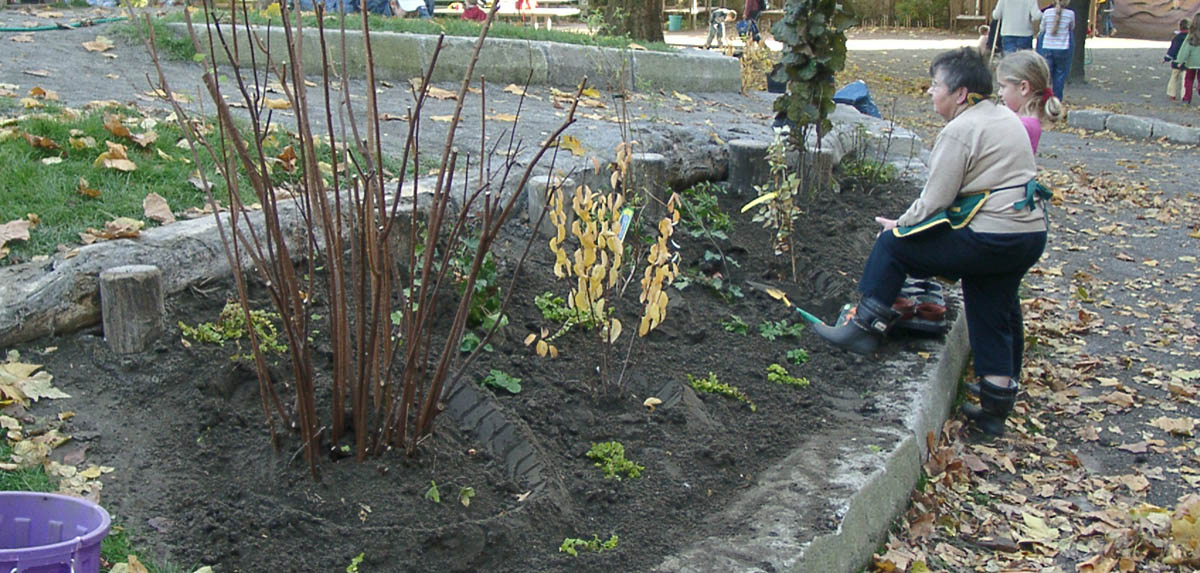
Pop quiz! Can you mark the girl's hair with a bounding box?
[996,50,1065,124]
[1191,17,1200,46]
[930,47,993,97]
[1181,18,1190,31]
[1050,0,1072,35]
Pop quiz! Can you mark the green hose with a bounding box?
[0,15,127,33]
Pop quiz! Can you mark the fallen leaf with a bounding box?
[40,157,62,165]
[430,115,454,122]
[143,193,175,224]
[1101,391,1136,409]
[28,86,59,100]
[23,69,51,78]
[425,86,458,100]
[22,132,59,150]
[11,34,34,43]
[503,83,527,96]
[265,98,291,110]
[275,146,297,172]
[0,220,32,256]
[1148,416,1195,436]
[94,141,137,172]
[672,90,693,103]
[0,349,70,407]
[81,35,114,52]
[486,113,518,122]
[130,131,158,148]
[558,134,586,156]
[643,397,662,412]
[69,135,97,150]
[628,42,647,50]
[103,114,131,138]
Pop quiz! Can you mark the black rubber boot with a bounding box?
[812,297,900,355]
[961,378,1018,437]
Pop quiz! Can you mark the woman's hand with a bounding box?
[875,217,898,231]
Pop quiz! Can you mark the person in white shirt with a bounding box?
[1037,0,1075,99]
[991,0,1042,54]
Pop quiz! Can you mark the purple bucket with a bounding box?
[0,492,111,573]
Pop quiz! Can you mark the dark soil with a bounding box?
[7,173,930,572]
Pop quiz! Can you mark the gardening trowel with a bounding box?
[745,280,826,326]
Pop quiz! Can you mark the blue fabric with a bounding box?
[858,226,1046,378]
[296,0,395,15]
[833,80,882,118]
[1000,35,1033,53]
[1040,47,1071,100]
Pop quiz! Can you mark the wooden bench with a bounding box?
[664,0,709,29]
[433,6,580,29]
[758,8,784,32]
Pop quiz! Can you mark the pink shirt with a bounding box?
[1020,115,1042,153]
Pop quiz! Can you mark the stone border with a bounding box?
[171,23,742,92]
[1067,108,1200,145]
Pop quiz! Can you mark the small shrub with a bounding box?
[721,315,749,334]
[424,481,441,503]
[786,348,810,365]
[586,441,643,480]
[758,319,805,341]
[179,301,287,360]
[767,363,809,388]
[481,369,522,394]
[560,534,619,557]
[679,181,732,239]
[687,372,755,411]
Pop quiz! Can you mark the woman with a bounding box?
[813,48,1051,437]
[1037,0,1075,100]
[743,0,764,44]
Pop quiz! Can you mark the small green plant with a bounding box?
[346,552,365,573]
[451,234,506,330]
[687,372,755,411]
[743,129,804,280]
[786,348,810,365]
[560,534,619,557]
[179,301,287,360]
[535,291,604,332]
[673,270,744,303]
[585,441,643,480]
[424,481,441,503]
[721,315,749,334]
[481,369,522,394]
[767,363,809,388]
[458,486,476,507]
[459,331,495,353]
[758,319,805,341]
[679,181,732,240]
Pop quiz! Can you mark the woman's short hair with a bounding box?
[929,47,993,98]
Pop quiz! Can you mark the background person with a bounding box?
[1166,19,1190,101]
[992,0,1042,53]
[461,0,488,21]
[1036,0,1074,100]
[743,0,764,43]
[812,48,1050,438]
[1175,18,1200,104]
[705,8,738,49]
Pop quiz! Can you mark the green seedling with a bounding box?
[585,441,643,480]
[786,348,810,365]
[687,372,755,411]
[179,301,287,360]
[481,369,522,394]
[767,363,809,388]
[560,534,619,557]
[721,315,749,334]
[346,552,365,573]
[535,291,604,332]
[758,319,805,341]
[459,486,476,507]
[424,480,441,503]
[459,331,493,354]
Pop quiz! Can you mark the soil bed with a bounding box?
[11,173,924,572]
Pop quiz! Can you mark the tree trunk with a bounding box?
[592,0,665,43]
[1070,0,1090,83]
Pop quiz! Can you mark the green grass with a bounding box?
[0,96,415,265]
[0,431,56,492]
[140,8,672,53]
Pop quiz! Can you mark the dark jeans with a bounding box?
[1000,35,1033,54]
[858,226,1047,378]
[1039,47,1071,99]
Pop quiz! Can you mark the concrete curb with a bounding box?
[1067,107,1200,144]
[171,23,742,92]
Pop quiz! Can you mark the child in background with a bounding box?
[1037,0,1074,100]
[704,8,738,49]
[1176,18,1200,104]
[1166,19,1190,101]
[995,50,1065,153]
[977,24,993,59]
[461,0,488,21]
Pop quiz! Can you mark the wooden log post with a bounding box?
[99,265,164,354]
[727,139,771,197]
[630,152,669,223]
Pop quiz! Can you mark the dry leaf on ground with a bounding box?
[0,349,70,406]
[81,35,114,52]
[143,193,175,224]
[558,134,586,157]
[80,217,144,244]
[94,141,137,172]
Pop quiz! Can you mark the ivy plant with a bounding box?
[771,0,855,137]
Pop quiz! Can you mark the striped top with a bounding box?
[1040,7,1075,50]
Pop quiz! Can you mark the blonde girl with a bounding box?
[996,50,1065,153]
